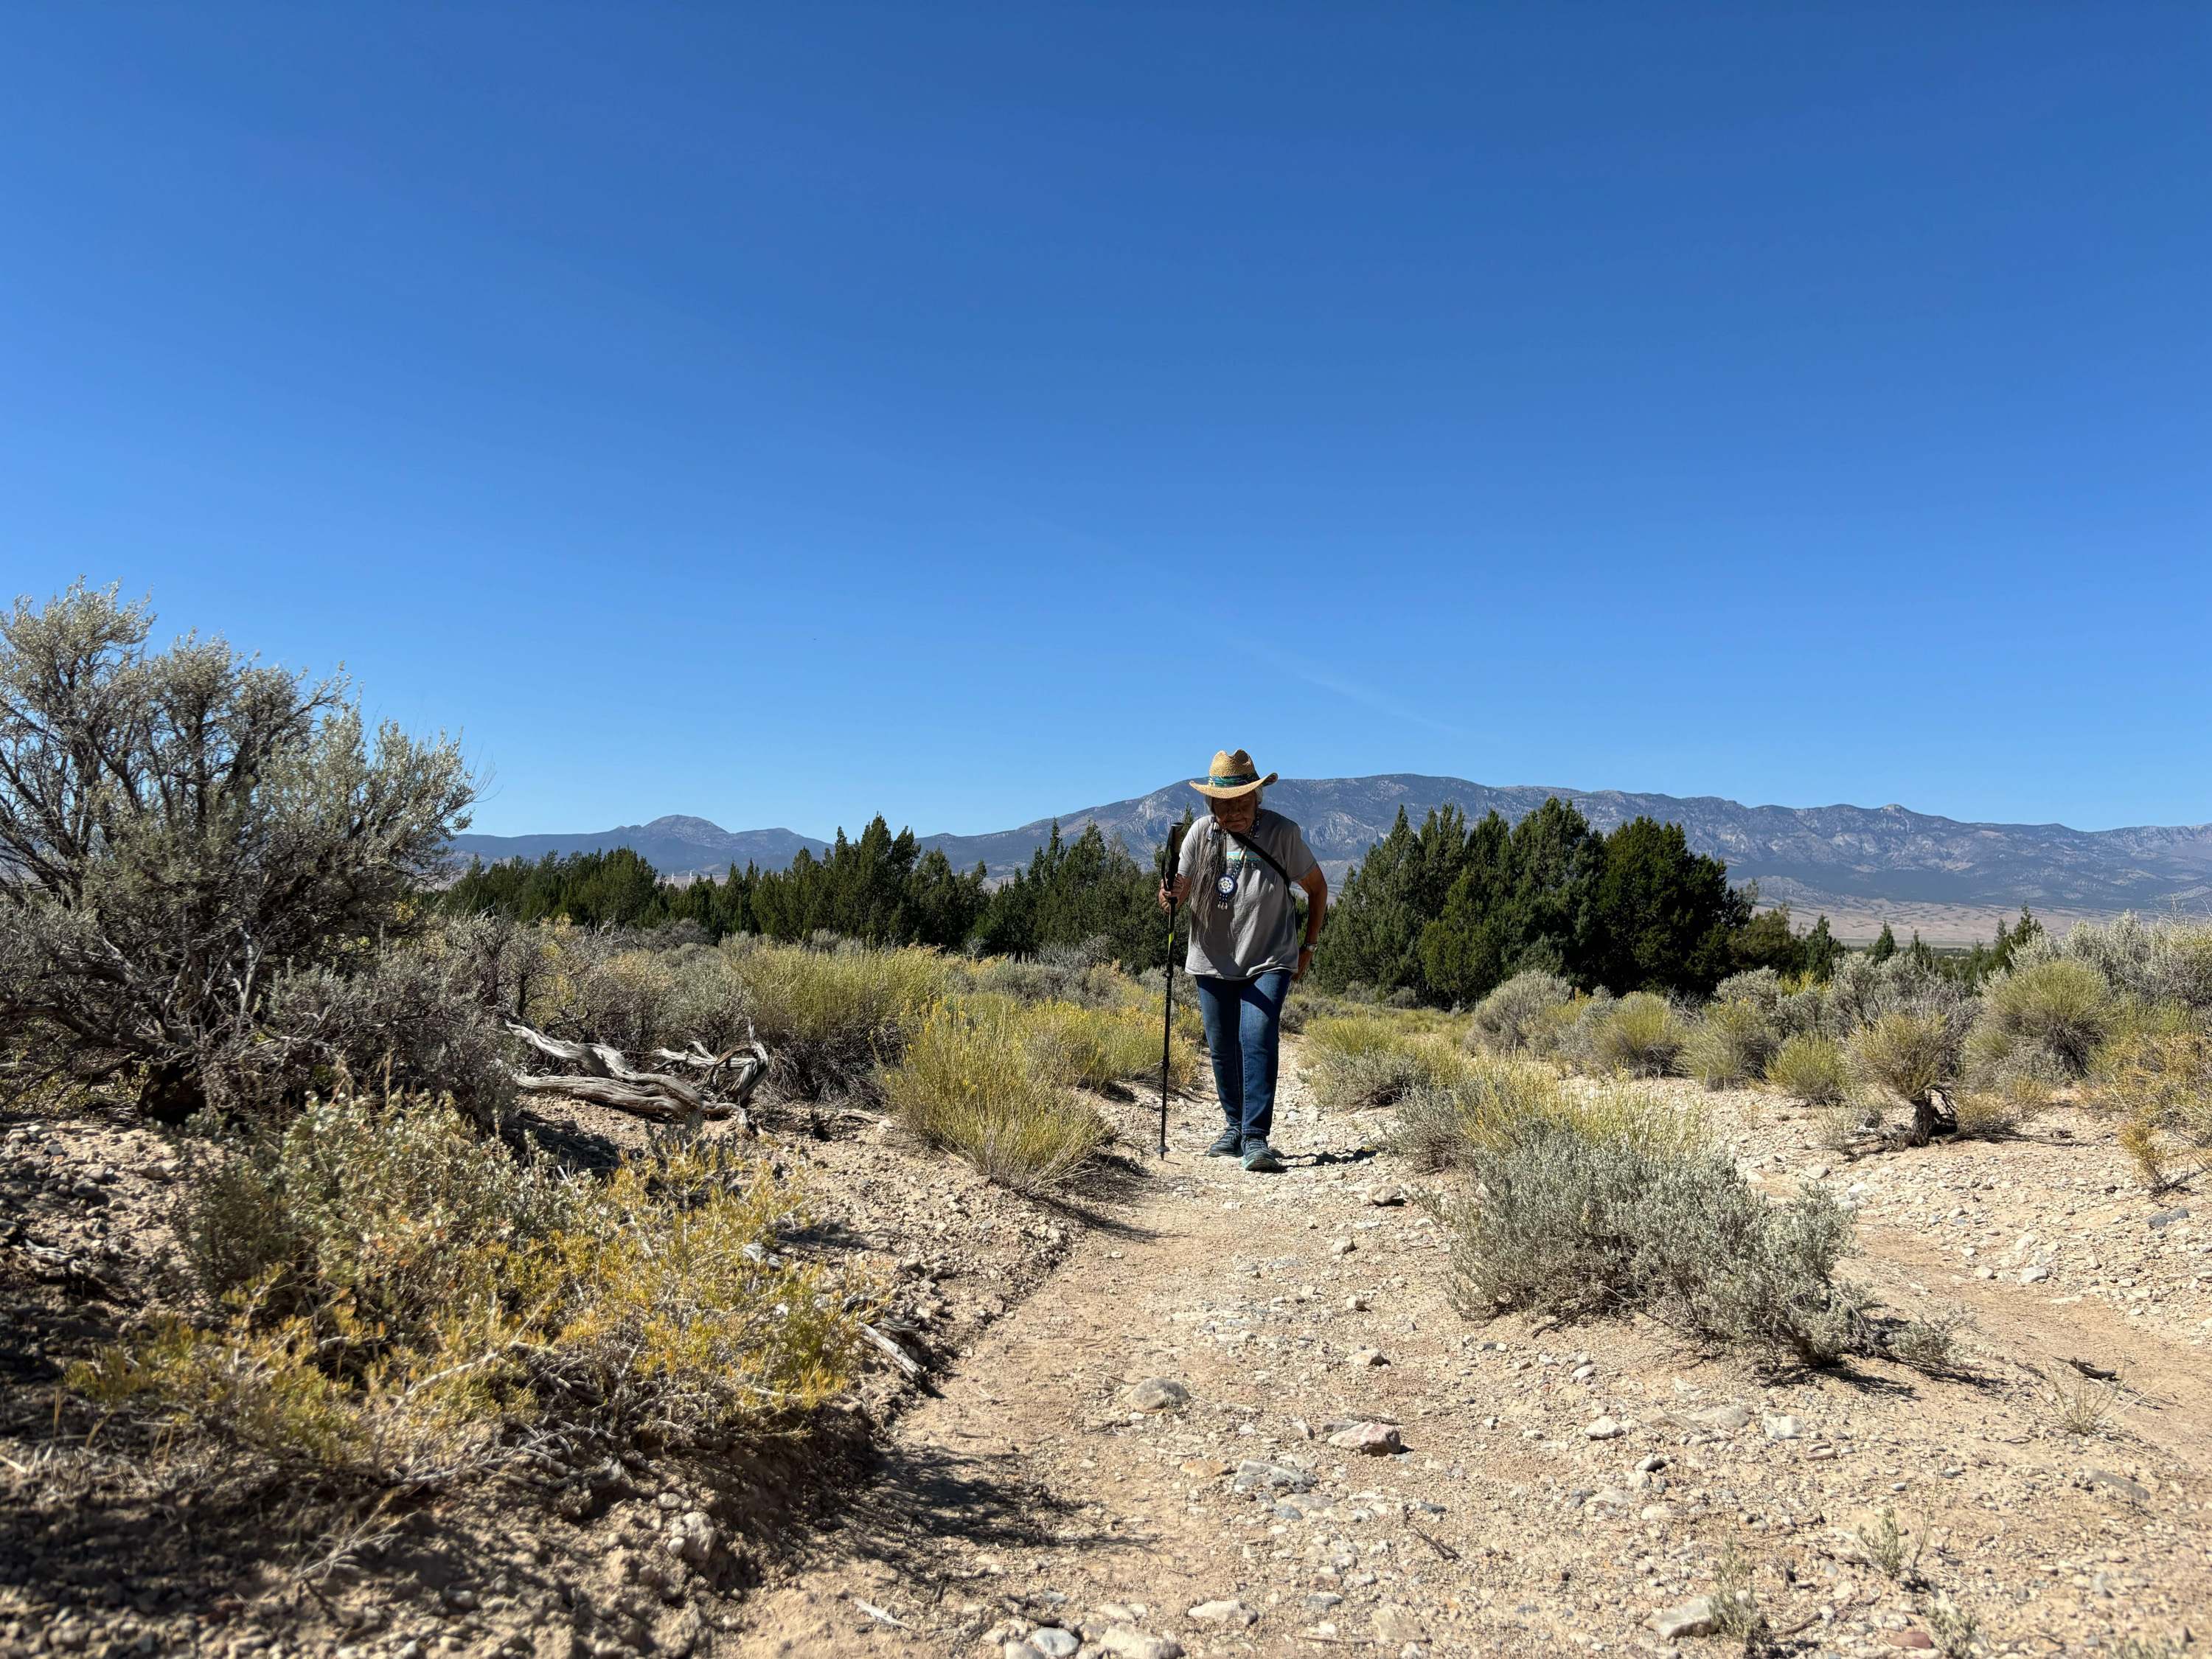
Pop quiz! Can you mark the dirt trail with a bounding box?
[738,1045,2212,1659]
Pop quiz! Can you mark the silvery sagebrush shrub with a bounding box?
[1426,1110,1874,1365]
[1711,968,1784,1016]
[0,582,472,1120]
[1465,969,1575,1054]
[2055,912,2212,1012]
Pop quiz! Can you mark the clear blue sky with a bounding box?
[4,5,2206,840]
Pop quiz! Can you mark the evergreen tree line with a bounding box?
[1861,907,2041,986]
[441,815,1188,969]
[1309,798,1846,1004]
[445,794,1839,1002]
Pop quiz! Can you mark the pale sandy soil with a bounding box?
[734,1042,2212,1659]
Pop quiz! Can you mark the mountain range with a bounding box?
[450,776,2212,943]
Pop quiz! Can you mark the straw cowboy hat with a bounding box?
[1191,748,1279,799]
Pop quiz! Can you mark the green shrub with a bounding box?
[174,1093,580,1335]
[1305,1014,1469,1110]
[718,939,952,1096]
[1850,1008,1953,1107]
[1015,996,1198,1093]
[81,1096,869,1481]
[1684,999,1779,1090]
[1851,1006,1965,1144]
[879,1001,1112,1192]
[1589,992,1687,1077]
[1766,1033,1852,1107]
[1466,970,1574,1054]
[2092,1020,2212,1146]
[1426,1110,1872,1364]
[1969,958,2114,1079]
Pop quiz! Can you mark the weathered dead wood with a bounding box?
[857,1322,923,1377]
[504,1019,769,1131]
[511,1073,714,1121]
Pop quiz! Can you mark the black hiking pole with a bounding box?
[1158,824,1185,1159]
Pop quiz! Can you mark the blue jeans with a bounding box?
[1194,971,1291,1142]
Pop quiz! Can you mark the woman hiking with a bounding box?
[1158,749,1329,1172]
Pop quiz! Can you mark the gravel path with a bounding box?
[738,1043,2212,1659]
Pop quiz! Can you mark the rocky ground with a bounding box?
[728,1049,2212,1659]
[3,1049,2209,1659]
[0,1093,1077,1659]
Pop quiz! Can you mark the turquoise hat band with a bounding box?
[1209,773,1258,787]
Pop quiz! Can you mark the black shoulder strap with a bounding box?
[1225,827,1294,888]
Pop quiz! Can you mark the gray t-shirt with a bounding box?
[1178,807,1320,979]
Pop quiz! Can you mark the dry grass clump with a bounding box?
[719,939,951,1097]
[1004,995,1198,1093]
[2117,1116,2184,1194]
[1589,992,1688,1077]
[1812,1099,1884,1152]
[1951,1071,2053,1140]
[2094,1020,2212,1192]
[74,1094,870,1482]
[879,1001,1113,1192]
[1425,1096,1874,1365]
[1684,999,1778,1090]
[1766,1033,1853,1107]
[1305,1013,1470,1110]
[2049,1370,2119,1438]
[1389,1057,1574,1172]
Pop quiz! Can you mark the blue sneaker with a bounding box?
[1205,1126,1243,1157]
[1240,1138,1284,1173]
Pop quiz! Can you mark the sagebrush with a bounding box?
[1426,1100,1874,1364]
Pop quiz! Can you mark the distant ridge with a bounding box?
[451,779,2212,943]
[450,815,827,875]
